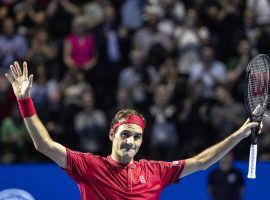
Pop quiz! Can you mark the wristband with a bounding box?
[17,97,36,118]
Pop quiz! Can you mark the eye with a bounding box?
[121,131,130,138]
[134,134,142,140]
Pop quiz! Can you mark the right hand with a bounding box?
[5,61,33,99]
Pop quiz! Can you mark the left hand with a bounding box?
[238,119,263,139]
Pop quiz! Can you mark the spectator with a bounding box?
[115,88,134,110]
[216,1,243,61]
[256,26,270,55]
[246,0,270,26]
[43,86,66,145]
[208,152,244,200]
[83,0,105,29]
[47,0,80,40]
[258,110,270,160]
[31,63,58,120]
[149,84,178,160]
[26,28,56,74]
[0,104,30,163]
[209,84,246,141]
[74,90,107,154]
[227,39,252,102]
[0,75,16,123]
[189,45,227,98]
[160,0,186,24]
[59,71,93,144]
[0,17,28,73]
[63,15,97,72]
[174,8,209,74]
[133,4,173,56]
[121,0,144,30]
[118,48,156,109]
[179,80,214,157]
[13,0,48,35]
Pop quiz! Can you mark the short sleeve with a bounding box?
[63,148,93,183]
[150,160,185,188]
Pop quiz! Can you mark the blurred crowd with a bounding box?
[1,0,270,163]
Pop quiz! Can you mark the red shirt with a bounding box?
[67,34,95,66]
[63,148,185,200]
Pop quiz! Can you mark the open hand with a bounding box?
[5,61,33,99]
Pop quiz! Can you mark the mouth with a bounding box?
[122,147,135,152]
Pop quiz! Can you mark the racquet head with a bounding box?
[245,54,270,121]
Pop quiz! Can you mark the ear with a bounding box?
[109,129,114,141]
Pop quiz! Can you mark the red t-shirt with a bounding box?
[63,148,185,200]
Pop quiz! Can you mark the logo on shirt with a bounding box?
[0,188,35,200]
[139,175,146,184]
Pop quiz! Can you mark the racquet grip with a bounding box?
[247,144,257,179]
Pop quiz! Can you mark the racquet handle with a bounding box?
[247,144,257,179]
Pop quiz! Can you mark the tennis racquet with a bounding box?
[244,54,270,179]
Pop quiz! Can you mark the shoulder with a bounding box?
[67,148,105,164]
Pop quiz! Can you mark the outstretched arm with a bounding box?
[180,119,260,178]
[5,61,67,168]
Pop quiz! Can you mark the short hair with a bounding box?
[110,109,146,132]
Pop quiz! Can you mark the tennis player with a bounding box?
[5,61,262,200]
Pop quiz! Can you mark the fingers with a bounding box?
[246,121,259,129]
[23,61,28,78]
[259,122,263,134]
[5,73,14,83]
[29,74,34,88]
[10,65,18,79]
[7,61,28,81]
[253,105,262,115]
[244,118,250,125]
[14,61,22,76]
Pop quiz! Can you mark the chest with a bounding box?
[70,36,93,51]
[89,164,161,194]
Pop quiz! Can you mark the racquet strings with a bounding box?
[247,56,270,116]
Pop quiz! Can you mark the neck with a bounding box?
[111,151,133,164]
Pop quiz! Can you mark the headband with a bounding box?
[111,114,145,132]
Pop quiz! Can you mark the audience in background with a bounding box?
[0,0,270,163]
[0,17,27,73]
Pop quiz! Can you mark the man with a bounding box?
[0,18,27,73]
[208,152,244,200]
[5,61,261,200]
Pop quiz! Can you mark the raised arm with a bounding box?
[180,119,260,178]
[5,61,67,168]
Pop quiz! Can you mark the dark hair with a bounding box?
[110,109,146,132]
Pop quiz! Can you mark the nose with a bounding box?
[126,136,134,145]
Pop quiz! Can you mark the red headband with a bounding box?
[111,114,145,132]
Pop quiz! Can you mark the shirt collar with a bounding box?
[107,155,135,169]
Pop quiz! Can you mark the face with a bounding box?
[202,47,214,63]
[110,124,143,163]
[131,50,144,67]
[238,40,251,55]
[3,18,14,36]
